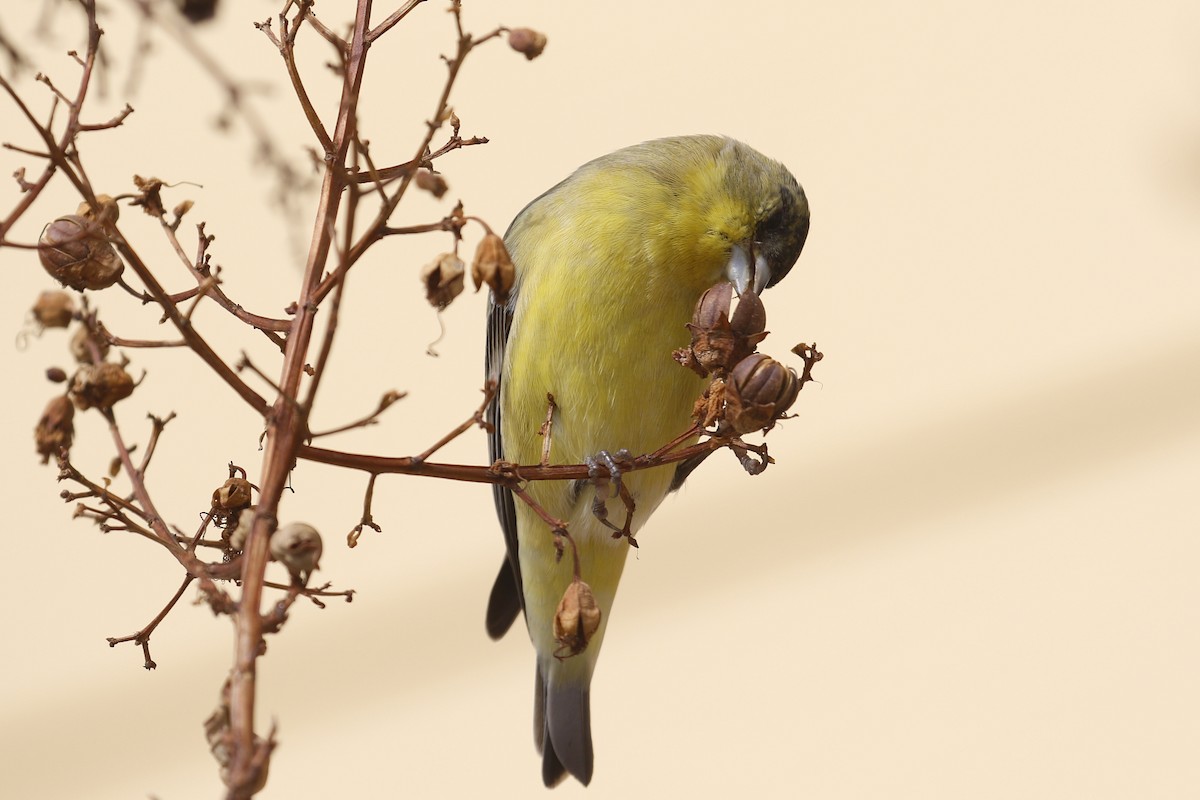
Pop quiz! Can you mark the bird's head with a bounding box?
[696,138,809,296]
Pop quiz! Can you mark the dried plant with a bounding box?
[0,1,820,796]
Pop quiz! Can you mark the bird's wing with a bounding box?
[669,449,715,492]
[485,289,524,639]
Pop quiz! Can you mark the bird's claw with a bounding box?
[585,449,636,541]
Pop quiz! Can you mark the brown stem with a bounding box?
[412,380,496,463]
[539,393,557,466]
[299,151,359,419]
[59,460,151,522]
[296,2,346,51]
[136,412,176,479]
[298,430,726,483]
[102,333,187,348]
[110,231,270,416]
[227,2,375,795]
[0,0,100,237]
[107,575,195,670]
[149,218,291,352]
[262,580,355,608]
[257,5,333,153]
[346,472,381,548]
[343,134,489,185]
[100,409,233,613]
[312,4,491,307]
[367,0,426,42]
[79,102,134,131]
[308,390,406,439]
[512,485,580,578]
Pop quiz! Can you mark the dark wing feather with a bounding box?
[669,449,715,492]
[485,290,523,639]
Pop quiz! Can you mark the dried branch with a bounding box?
[107,575,195,670]
[344,132,490,186]
[298,427,730,484]
[412,380,496,463]
[312,2,501,306]
[367,0,425,42]
[308,390,406,439]
[110,231,271,415]
[539,393,557,466]
[0,0,102,238]
[511,484,580,578]
[346,472,381,548]
[256,7,333,154]
[136,411,176,478]
[225,2,376,792]
[154,217,292,340]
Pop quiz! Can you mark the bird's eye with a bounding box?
[757,189,793,242]
[755,186,808,288]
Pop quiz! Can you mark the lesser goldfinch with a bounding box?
[486,135,809,786]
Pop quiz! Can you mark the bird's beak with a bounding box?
[725,243,771,295]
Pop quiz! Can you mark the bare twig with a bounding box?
[367,0,426,42]
[107,575,195,669]
[412,380,496,463]
[299,427,732,485]
[136,411,177,478]
[308,390,406,439]
[312,2,500,306]
[346,472,381,548]
[255,7,333,153]
[512,484,580,578]
[539,393,556,467]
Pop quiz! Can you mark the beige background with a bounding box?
[2,1,1199,797]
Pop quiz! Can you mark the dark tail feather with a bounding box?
[536,664,593,787]
[535,666,566,786]
[485,559,522,640]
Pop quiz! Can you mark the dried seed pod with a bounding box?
[270,522,323,585]
[45,367,68,383]
[691,376,727,429]
[38,214,124,291]
[415,169,448,199]
[729,289,767,338]
[212,477,253,511]
[421,253,466,309]
[553,578,602,658]
[683,283,737,376]
[70,324,110,364]
[471,233,516,305]
[203,677,266,793]
[132,175,167,217]
[172,199,194,219]
[693,282,733,330]
[724,353,800,434]
[31,291,75,329]
[76,194,120,229]
[70,362,135,410]
[683,282,770,376]
[507,27,547,60]
[228,505,255,552]
[34,395,74,463]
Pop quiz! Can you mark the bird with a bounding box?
[485,135,809,787]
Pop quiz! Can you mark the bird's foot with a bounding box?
[584,449,638,547]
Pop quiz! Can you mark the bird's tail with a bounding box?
[486,559,522,640]
[534,662,594,787]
